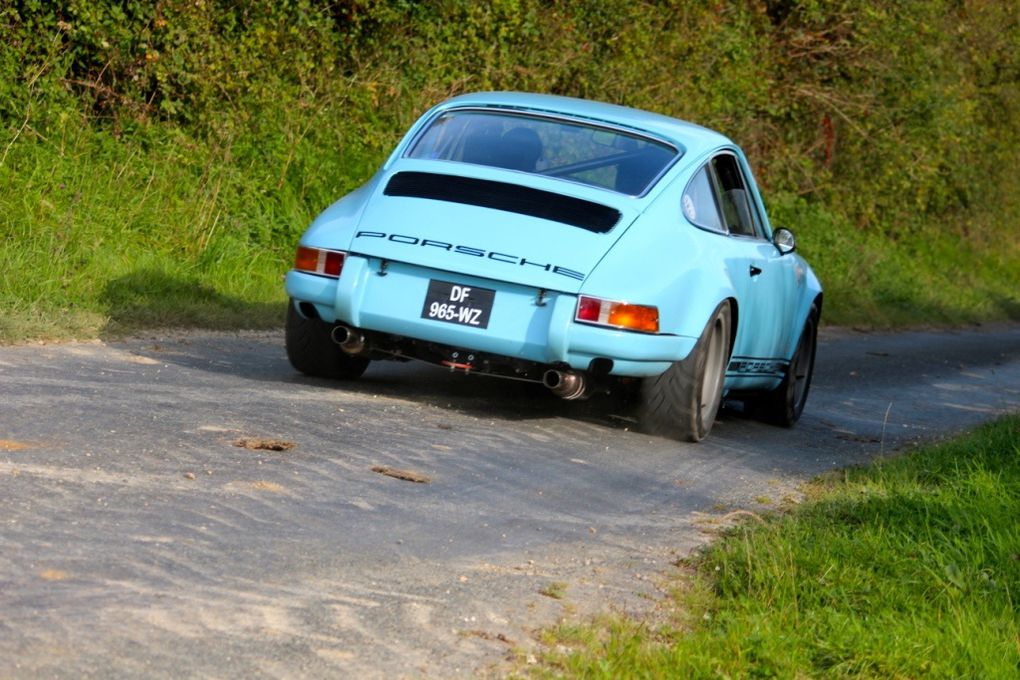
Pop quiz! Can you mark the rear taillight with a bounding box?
[575,295,659,333]
[294,246,345,278]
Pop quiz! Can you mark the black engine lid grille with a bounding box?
[384,171,621,233]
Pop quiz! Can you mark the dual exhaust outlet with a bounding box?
[331,323,590,400]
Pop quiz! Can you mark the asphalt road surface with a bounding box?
[2,324,1019,678]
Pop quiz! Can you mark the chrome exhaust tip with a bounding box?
[331,324,366,355]
[543,369,588,400]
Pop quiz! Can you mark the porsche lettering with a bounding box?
[354,230,586,281]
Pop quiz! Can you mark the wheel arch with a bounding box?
[779,290,823,363]
[725,296,739,359]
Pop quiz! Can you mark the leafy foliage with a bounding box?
[1,1,1019,340]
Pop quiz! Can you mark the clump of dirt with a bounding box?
[251,480,287,493]
[371,466,431,484]
[234,438,295,452]
[460,630,514,644]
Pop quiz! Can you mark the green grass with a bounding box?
[0,108,386,343]
[534,416,1020,678]
[772,193,1020,329]
[541,582,569,600]
[3,108,1017,345]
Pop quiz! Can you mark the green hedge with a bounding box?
[1,1,1018,340]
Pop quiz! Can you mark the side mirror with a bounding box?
[773,227,796,255]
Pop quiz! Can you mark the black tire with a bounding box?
[757,304,818,427]
[639,302,732,442]
[285,302,369,379]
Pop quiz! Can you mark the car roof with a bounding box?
[436,91,733,157]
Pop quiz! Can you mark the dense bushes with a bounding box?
[1,1,1018,340]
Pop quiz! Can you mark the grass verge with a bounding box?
[534,415,1020,678]
[0,116,314,343]
[3,115,1018,345]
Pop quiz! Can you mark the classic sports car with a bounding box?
[284,92,822,441]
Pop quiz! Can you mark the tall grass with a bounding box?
[0,118,289,340]
[773,194,1020,327]
[539,416,1020,678]
[0,67,406,341]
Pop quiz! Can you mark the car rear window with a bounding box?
[406,109,679,195]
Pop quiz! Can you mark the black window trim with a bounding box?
[712,150,768,241]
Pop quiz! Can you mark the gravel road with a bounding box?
[1,324,1018,678]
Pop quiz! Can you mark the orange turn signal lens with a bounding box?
[295,246,320,273]
[575,296,659,333]
[607,303,659,333]
[294,246,345,278]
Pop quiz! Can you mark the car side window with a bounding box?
[710,154,761,238]
[681,166,725,233]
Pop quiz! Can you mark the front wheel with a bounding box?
[285,302,370,380]
[638,302,732,442]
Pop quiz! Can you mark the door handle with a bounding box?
[749,265,763,277]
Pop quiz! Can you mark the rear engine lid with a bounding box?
[348,170,639,294]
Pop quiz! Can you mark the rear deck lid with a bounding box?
[348,168,640,293]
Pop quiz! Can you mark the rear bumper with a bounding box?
[285,255,696,377]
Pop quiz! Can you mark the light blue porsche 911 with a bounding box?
[284,92,822,441]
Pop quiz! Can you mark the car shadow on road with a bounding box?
[126,323,764,440]
[305,359,649,430]
[101,268,773,438]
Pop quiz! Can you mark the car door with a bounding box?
[683,152,796,388]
